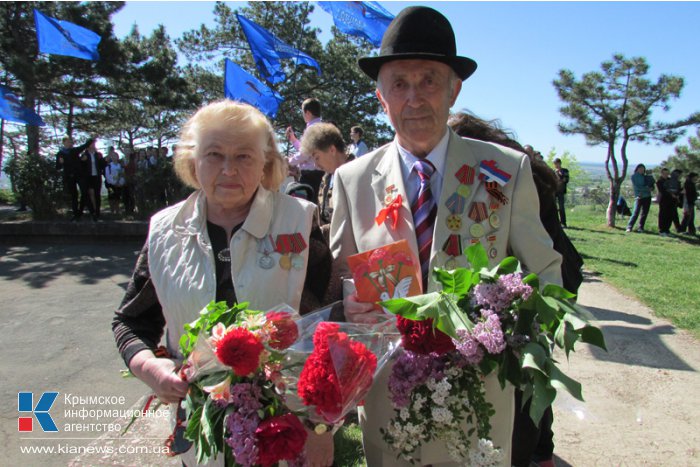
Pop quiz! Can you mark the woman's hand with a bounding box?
[343,292,384,324]
[129,350,188,404]
[304,428,334,467]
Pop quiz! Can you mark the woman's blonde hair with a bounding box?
[174,100,286,191]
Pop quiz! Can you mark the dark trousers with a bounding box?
[680,206,696,234]
[63,174,86,218]
[512,389,554,466]
[658,200,679,233]
[300,169,325,203]
[556,193,567,226]
[85,175,102,217]
[627,196,651,230]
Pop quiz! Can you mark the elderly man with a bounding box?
[329,6,562,466]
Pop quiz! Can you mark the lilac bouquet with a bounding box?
[380,243,606,464]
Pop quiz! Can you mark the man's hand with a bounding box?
[343,292,384,324]
[286,126,299,144]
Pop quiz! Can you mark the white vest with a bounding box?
[148,188,315,359]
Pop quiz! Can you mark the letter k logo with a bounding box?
[18,392,59,432]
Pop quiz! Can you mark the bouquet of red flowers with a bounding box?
[177,301,308,466]
[280,311,400,433]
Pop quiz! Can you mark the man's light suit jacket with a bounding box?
[329,128,562,466]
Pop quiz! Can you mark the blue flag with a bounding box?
[318,1,393,47]
[34,9,101,61]
[224,60,282,118]
[0,86,45,126]
[236,14,321,84]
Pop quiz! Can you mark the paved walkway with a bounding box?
[0,241,697,466]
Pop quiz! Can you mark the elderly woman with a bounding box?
[113,100,332,466]
[300,122,355,225]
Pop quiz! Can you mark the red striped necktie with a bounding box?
[411,160,437,290]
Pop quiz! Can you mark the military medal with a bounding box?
[276,233,307,271]
[257,234,275,269]
[469,223,485,238]
[442,234,461,269]
[446,214,462,231]
[489,212,501,229]
[468,202,488,223]
[487,235,498,259]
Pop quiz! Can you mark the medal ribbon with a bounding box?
[455,164,475,184]
[479,160,512,185]
[375,194,403,230]
[485,181,509,205]
[468,202,488,223]
[445,192,466,214]
[275,233,306,254]
[442,234,462,257]
[257,234,275,254]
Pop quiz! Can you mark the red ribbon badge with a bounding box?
[375,194,403,230]
[276,233,307,254]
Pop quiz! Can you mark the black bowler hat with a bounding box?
[358,6,477,81]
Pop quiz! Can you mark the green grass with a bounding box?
[565,204,700,338]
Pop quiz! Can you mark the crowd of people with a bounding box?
[55,139,190,221]
[625,164,698,236]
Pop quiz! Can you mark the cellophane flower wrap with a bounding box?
[380,243,607,465]
[279,307,401,430]
[177,301,307,466]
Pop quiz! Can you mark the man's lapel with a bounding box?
[371,143,420,256]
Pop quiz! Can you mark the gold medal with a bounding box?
[456,184,471,198]
[446,214,462,231]
[469,223,485,238]
[279,254,292,270]
[489,212,501,229]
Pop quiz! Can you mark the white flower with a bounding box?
[431,407,453,424]
[399,407,410,421]
[468,438,504,467]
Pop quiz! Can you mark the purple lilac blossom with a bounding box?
[225,382,264,466]
[473,313,506,354]
[453,329,484,365]
[472,273,533,314]
[388,351,435,407]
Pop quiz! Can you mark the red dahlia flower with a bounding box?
[265,311,299,350]
[255,413,307,467]
[396,316,456,355]
[215,327,264,376]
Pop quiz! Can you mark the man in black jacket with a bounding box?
[56,136,94,221]
[80,139,105,221]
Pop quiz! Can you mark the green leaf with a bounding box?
[380,292,442,319]
[465,242,488,271]
[534,294,558,326]
[563,309,590,330]
[542,283,576,300]
[522,273,540,289]
[521,343,549,375]
[528,371,556,424]
[497,256,520,275]
[580,326,607,351]
[432,268,473,296]
[549,364,583,401]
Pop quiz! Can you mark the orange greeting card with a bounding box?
[347,239,422,307]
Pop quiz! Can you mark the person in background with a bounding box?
[122,148,137,216]
[553,158,569,227]
[449,111,582,467]
[348,125,369,158]
[626,164,655,233]
[667,169,684,232]
[56,136,94,221]
[104,147,125,216]
[286,97,326,201]
[679,171,698,235]
[80,139,105,222]
[301,122,355,226]
[112,100,333,467]
[329,7,562,465]
[657,168,676,237]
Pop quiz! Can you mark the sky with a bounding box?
[111,1,700,167]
